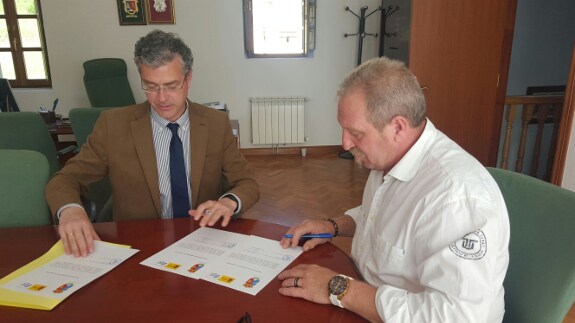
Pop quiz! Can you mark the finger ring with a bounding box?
[293,277,299,288]
[204,209,212,216]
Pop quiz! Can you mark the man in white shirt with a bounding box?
[278,57,510,322]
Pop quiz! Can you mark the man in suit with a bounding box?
[46,30,259,257]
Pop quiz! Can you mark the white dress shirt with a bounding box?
[347,120,510,323]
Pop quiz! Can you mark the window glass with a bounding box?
[244,0,316,58]
[0,19,9,48]
[18,18,40,47]
[23,51,45,79]
[15,0,36,15]
[0,52,16,79]
[252,0,303,55]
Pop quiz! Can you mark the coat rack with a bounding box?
[344,5,379,66]
[378,3,400,57]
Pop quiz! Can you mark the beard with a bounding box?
[349,147,367,168]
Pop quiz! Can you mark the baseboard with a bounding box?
[240,145,344,156]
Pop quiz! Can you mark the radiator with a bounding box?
[250,97,307,145]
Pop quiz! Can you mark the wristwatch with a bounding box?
[328,274,353,308]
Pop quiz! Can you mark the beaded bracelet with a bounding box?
[326,218,339,237]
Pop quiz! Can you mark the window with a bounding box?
[243,0,316,58]
[0,0,50,88]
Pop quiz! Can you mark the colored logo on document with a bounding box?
[449,230,487,260]
[243,277,260,288]
[53,283,74,293]
[164,262,181,270]
[188,263,205,273]
[28,284,47,291]
[218,275,236,284]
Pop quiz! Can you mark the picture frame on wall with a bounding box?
[146,0,176,24]
[117,0,147,25]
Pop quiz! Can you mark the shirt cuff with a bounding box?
[55,203,86,223]
[345,205,362,224]
[219,193,242,218]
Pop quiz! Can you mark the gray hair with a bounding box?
[134,29,194,75]
[337,57,426,130]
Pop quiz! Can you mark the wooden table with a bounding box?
[0,219,366,322]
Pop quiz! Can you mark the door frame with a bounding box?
[551,43,575,185]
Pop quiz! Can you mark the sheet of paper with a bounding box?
[200,235,302,295]
[0,240,138,310]
[140,227,250,279]
[140,228,302,295]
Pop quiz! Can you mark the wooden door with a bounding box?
[409,0,518,165]
[552,43,575,186]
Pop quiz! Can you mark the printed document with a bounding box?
[140,227,302,295]
[0,240,139,310]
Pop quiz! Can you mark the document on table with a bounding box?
[140,227,302,295]
[0,240,139,310]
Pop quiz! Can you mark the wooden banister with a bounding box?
[500,95,564,181]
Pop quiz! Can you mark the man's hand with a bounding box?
[189,197,237,227]
[280,219,335,251]
[58,206,100,257]
[278,264,336,304]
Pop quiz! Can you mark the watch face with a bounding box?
[329,275,348,295]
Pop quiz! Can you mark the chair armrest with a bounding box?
[57,145,77,157]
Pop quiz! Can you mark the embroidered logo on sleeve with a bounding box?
[449,230,487,260]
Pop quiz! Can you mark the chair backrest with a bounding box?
[487,167,575,323]
[0,78,19,112]
[68,107,113,222]
[83,58,136,108]
[0,149,51,227]
[69,107,113,147]
[0,111,60,174]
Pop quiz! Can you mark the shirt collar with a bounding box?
[150,101,190,130]
[387,118,437,183]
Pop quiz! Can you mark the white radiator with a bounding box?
[250,97,307,145]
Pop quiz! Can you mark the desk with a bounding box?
[0,219,366,322]
[46,120,76,166]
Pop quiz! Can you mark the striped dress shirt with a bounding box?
[150,106,191,219]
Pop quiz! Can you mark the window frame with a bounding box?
[243,0,316,59]
[0,0,51,88]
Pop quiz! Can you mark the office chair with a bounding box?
[487,167,575,323]
[0,78,19,112]
[0,112,75,175]
[83,58,136,108]
[69,107,113,222]
[0,149,52,227]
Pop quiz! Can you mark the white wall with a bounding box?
[14,0,381,149]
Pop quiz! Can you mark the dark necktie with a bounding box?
[167,123,190,218]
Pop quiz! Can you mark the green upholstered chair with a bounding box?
[83,58,136,108]
[69,107,113,222]
[0,149,51,227]
[487,167,575,323]
[0,111,74,175]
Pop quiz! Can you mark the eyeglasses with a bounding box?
[141,77,186,94]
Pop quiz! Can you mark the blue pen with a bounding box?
[283,233,333,239]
